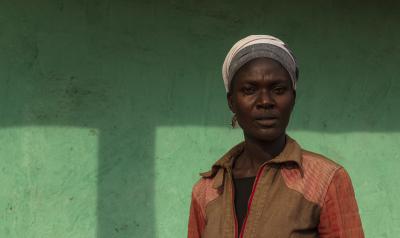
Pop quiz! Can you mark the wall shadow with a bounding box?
[0,0,399,237]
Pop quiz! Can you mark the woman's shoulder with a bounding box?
[191,142,245,197]
[191,176,221,212]
[300,149,355,189]
[282,148,350,206]
[300,149,342,175]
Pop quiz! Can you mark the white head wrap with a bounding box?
[222,35,298,92]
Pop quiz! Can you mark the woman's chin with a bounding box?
[244,129,285,142]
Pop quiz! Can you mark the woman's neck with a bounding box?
[233,133,286,178]
[243,133,286,164]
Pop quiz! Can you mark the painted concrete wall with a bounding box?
[0,0,399,237]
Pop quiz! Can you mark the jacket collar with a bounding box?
[200,135,304,188]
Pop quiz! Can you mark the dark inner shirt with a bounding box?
[233,176,256,235]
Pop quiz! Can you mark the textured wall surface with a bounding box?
[0,0,399,237]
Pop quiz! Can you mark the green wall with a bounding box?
[0,0,399,237]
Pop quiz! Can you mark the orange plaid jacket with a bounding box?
[188,137,364,238]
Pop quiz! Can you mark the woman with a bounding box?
[188,35,364,238]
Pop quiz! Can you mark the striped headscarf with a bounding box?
[222,35,299,92]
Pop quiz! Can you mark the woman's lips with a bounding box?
[255,117,278,127]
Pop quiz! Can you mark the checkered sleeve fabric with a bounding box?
[318,167,364,237]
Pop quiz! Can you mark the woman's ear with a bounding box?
[227,92,235,113]
[293,90,296,102]
[291,90,296,109]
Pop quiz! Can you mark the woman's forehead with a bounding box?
[234,58,291,81]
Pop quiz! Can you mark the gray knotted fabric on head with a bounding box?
[222,35,299,92]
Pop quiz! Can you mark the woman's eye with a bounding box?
[242,87,256,94]
[273,86,286,94]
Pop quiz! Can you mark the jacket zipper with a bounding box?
[237,166,266,238]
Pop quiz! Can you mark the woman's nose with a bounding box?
[256,90,275,109]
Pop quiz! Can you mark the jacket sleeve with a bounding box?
[318,167,364,237]
[188,189,206,238]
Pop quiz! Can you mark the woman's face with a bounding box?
[227,57,295,142]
